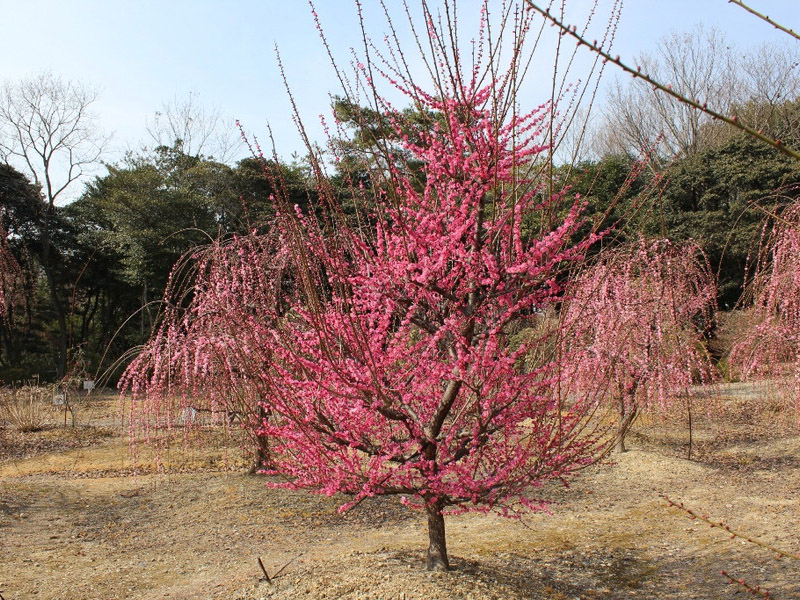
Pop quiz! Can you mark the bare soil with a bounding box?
[1,384,798,600]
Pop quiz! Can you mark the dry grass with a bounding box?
[0,432,248,478]
[1,381,798,599]
[0,385,54,431]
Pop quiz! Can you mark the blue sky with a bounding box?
[1,0,798,194]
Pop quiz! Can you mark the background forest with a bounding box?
[1,14,799,388]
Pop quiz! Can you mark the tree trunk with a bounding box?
[40,205,67,377]
[42,256,68,378]
[616,393,627,452]
[686,394,693,461]
[616,390,638,453]
[248,403,270,475]
[425,500,449,571]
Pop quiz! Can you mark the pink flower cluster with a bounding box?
[560,238,717,417]
[731,202,800,409]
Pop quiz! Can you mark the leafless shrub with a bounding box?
[0,385,53,432]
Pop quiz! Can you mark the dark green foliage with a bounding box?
[1,167,44,367]
[3,91,797,382]
[330,98,444,212]
[653,133,800,307]
[550,154,651,256]
[59,145,311,381]
[0,146,313,381]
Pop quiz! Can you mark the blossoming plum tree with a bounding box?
[123,0,621,571]
[124,98,612,570]
[121,232,286,463]
[731,201,800,414]
[560,238,717,453]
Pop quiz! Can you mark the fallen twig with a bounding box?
[257,552,305,584]
[257,556,271,584]
[272,552,304,579]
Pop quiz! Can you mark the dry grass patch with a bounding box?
[0,385,54,431]
[0,427,249,478]
[0,381,798,599]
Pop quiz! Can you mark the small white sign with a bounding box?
[52,394,66,406]
[183,406,199,423]
[83,380,95,391]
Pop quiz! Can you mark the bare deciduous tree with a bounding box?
[736,42,800,143]
[0,71,106,207]
[0,71,107,376]
[597,26,736,160]
[145,91,243,162]
[597,27,800,161]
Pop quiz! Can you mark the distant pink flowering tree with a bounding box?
[560,238,717,452]
[121,233,286,465]
[731,202,800,411]
[122,0,620,571]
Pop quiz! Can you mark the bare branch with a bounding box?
[728,0,800,43]
[525,2,800,161]
[145,90,243,162]
[0,71,107,206]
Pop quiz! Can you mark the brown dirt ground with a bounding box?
[0,384,798,600]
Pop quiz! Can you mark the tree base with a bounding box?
[425,501,450,571]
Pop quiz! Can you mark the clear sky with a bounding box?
[1,0,798,197]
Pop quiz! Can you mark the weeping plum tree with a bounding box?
[123,0,620,571]
[731,201,800,414]
[121,232,287,468]
[560,238,717,453]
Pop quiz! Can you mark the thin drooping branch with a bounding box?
[524,1,800,160]
[728,0,800,43]
[560,238,718,452]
